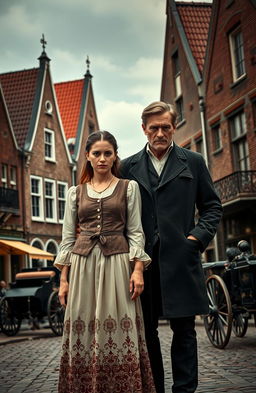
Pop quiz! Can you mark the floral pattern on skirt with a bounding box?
[58,314,156,393]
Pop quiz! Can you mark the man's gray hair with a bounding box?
[141,101,177,126]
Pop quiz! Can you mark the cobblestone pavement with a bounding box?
[0,321,255,393]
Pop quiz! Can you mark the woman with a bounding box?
[54,131,156,393]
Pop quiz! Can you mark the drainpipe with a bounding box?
[198,96,219,261]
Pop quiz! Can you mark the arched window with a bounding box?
[31,238,45,268]
[45,240,58,267]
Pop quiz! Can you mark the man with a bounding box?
[121,101,222,393]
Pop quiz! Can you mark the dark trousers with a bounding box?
[141,243,198,393]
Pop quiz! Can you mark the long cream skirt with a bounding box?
[58,246,156,393]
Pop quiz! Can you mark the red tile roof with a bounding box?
[0,69,39,148]
[55,79,84,140]
[176,2,212,73]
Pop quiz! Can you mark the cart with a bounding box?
[203,240,256,348]
[0,267,64,337]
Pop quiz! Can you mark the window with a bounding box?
[212,124,222,151]
[31,176,44,220]
[10,166,17,189]
[44,129,55,161]
[195,137,205,157]
[175,97,184,124]
[229,27,246,82]
[45,179,56,222]
[57,182,68,222]
[172,51,184,123]
[229,111,249,170]
[252,99,256,130]
[1,164,7,188]
[89,122,95,134]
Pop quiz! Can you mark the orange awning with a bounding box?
[0,239,54,260]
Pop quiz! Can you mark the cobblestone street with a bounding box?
[0,320,256,393]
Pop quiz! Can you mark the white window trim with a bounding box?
[44,178,57,223]
[57,181,68,223]
[31,175,44,222]
[45,238,59,254]
[1,164,8,187]
[30,238,46,268]
[229,27,246,82]
[44,128,56,162]
[10,166,17,188]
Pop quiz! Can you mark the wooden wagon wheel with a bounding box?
[203,274,232,349]
[47,290,64,336]
[232,313,248,337]
[0,297,22,336]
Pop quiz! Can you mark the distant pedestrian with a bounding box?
[54,131,156,393]
[0,280,7,297]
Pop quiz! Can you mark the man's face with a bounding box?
[142,111,175,159]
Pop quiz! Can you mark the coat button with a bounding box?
[97,208,100,212]
[97,225,101,228]
[97,215,101,219]
[97,199,100,202]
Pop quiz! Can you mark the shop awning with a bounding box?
[0,239,54,260]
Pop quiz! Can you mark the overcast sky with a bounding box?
[0,0,212,159]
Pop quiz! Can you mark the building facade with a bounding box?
[161,0,256,259]
[0,44,99,283]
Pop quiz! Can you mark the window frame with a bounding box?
[212,123,222,153]
[229,26,246,82]
[44,178,57,223]
[10,166,17,189]
[31,175,44,221]
[57,181,68,223]
[44,128,56,162]
[229,111,249,171]
[1,164,8,188]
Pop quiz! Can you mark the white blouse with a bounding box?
[54,180,151,269]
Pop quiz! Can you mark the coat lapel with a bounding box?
[158,144,188,189]
[128,148,152,195]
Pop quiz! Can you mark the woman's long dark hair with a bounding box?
[79,130,120,184]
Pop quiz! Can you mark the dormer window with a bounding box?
[44,128,56,162]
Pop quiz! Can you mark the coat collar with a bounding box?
[128,143,189,192]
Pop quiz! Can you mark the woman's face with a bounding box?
[86,140,116,175]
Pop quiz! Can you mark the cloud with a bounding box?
[98,100,146,159]
[0,4,40,36]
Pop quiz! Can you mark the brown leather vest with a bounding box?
[72,179,129,257]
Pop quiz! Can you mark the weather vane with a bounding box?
[86,55,90,73]
[40,34,47,51]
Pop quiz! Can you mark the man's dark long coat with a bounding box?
[121,143,223,318]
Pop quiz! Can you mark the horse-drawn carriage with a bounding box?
[0,267,64,337]
[203,240,256,348]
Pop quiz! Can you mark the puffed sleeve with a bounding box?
[54,186,77,270]
[126,180,151,268]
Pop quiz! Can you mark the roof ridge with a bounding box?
[176,2,212,6]
[54,78,84,86]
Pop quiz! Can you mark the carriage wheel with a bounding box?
[47,291,64,336]
[0,297,22,336]
[203,274,232,349]
[232,313,248,337]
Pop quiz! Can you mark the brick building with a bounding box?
[0,82,24,281]
[0,45,73,282]
[161,0,256,259]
